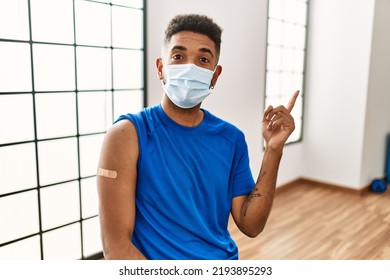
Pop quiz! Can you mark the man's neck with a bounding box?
[161,95,204,127]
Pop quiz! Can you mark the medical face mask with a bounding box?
[162,63,215,109]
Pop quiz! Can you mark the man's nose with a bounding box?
[187,59,197,65]
[185,55,198,66]
[187,60,201,68]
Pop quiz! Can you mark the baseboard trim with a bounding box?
[276,178,371,196]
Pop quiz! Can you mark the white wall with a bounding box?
[146,0,389,190]
[360,0,390,186]
[302,0,375,189]
[302,0,390,189]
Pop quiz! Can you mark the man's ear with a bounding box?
[156,57,163,80]
[211,65,222,88]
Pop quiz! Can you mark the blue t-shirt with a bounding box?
[116,105,255,259]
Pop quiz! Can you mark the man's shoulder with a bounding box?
[205,110,245,139]
[114,104,160,124]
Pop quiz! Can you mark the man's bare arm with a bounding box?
[231,147,282,237]
[97,120,147,259]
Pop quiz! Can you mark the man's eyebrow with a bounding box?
[199,47,214,57]
[170,45,214,57]
[171,45,187,52]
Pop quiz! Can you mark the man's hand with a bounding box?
[262,90,299,151]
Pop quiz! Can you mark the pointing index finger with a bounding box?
[286,90,300,113]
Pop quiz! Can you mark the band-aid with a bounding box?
[97,167,117,179]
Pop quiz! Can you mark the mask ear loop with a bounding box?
[210,64,220,90]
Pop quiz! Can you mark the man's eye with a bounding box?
[200,57,210,63]
[172,54,183,60]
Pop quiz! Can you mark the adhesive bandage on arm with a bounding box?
[97,167,117,179]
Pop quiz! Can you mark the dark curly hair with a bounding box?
[163,14,223,57]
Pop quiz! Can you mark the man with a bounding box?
[97,14,298,260]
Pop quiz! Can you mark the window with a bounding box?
[265,0,308,143]
[0,0,145,260]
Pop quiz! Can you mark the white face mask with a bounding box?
[162,63,214,109]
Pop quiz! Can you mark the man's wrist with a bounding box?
[264,143,284,155]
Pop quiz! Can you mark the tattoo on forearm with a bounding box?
[243,187,262,217]
[243,170,267,217]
